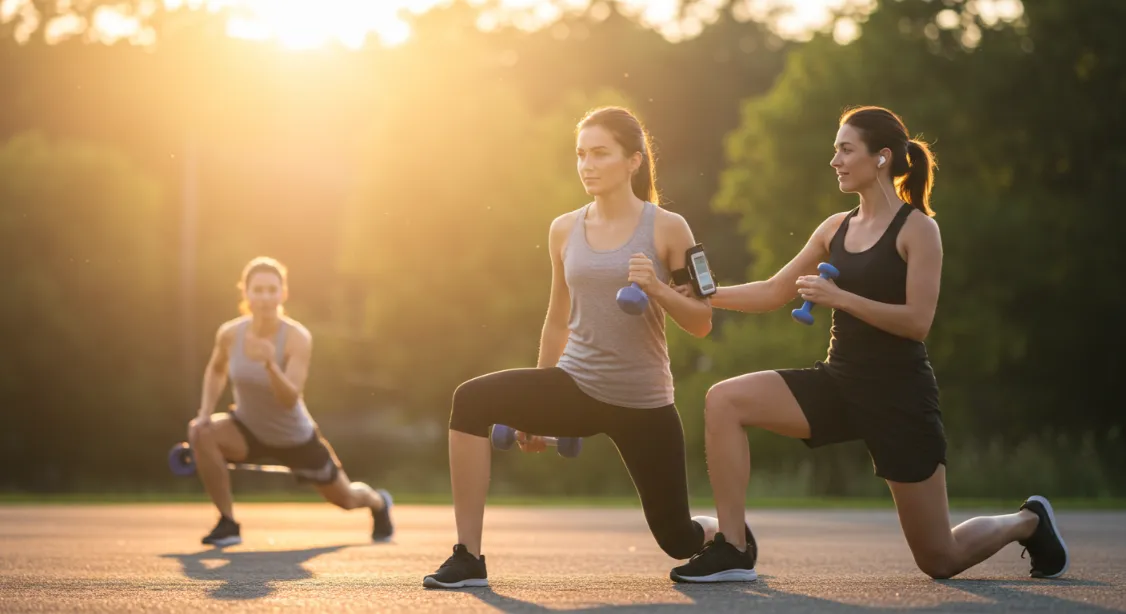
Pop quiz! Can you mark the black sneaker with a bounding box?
[1018,495,1069,578]
[670,532,758,583]
[371,489,394,542]
[201,516,241,547]
[423,544,489,589]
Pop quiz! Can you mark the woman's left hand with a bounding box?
[796,275,846,309]
[628,253,660,293]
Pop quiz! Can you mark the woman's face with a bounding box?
[576,125,639,197]
[831,123,882,194]
[244,271,285,318]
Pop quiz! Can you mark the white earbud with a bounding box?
[878,155,886,168]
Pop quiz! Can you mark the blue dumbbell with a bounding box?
[168,442,197,477]
[490,424,583,458]
[791,262,840,325]
[616,282,649,315]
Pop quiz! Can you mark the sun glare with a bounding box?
[0,0,1024,49]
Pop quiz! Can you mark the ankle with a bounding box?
[717,532,747,552]
[1017,509,1039,540]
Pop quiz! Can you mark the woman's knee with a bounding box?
[450,377,492,436]
[913,549,962,579]
[653,523,703,560]
[188,419,213,446]
[705,381,746,427]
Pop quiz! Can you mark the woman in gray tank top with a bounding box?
[424,107,756,589]
[186,257,394,547]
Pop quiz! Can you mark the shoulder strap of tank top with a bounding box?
[642,201,656,228]
[573,205,591,237]
[565,205,590,255]
[234,318,249,351]
[884,203,914,241]
[829,207,860,251]
[274,322,288,364]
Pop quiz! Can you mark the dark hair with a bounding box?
[237,256,288,316]
[840,106,937,217]
[576,107,659,205]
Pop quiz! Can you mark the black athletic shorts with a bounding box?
[229,415,341,485]
[776,361,947,483]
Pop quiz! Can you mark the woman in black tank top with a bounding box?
[670,107,1068,583]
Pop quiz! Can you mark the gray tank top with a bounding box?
[556,201,675,408]
[230,318,316,447]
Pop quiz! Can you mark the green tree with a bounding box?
[0,132,170,489]
[698,0,1126,496]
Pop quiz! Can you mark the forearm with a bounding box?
[537,323,569,368]
[710,281,783,313]
[264,360,301,407]
[838,293,932,341]
[198,370,227,416]
[651,284,711,337]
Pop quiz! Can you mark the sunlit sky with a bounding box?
[0,0,1024,49]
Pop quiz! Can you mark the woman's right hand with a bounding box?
[516,431,547,453]
[191,412,212,429]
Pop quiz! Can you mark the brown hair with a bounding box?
[840,106,937,217]
[576,106,660,205]
[237,256,287,316]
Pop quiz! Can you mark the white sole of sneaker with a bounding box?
[422,577,489,589]
[205,536,242,548]
[671,568,758,583]
[1027,495,1069,578]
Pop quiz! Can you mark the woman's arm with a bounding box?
[646,212,712,337]
[711,213,847,313]
[244,324,312,407]
[196,323,234,422]
[537,213,575,368]
[797,214,942,341]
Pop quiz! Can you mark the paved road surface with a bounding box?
[1,504,1122,612]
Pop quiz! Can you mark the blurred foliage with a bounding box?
[0,0,1121,498]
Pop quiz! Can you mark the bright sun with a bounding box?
[172,0,448,49]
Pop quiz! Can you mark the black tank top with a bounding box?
[825,203,931,377]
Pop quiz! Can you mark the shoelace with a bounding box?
[437,548,475,572]
[686,540,719,564]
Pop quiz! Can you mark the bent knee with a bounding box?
[188,420,213,444]
[654,528,703,560]
[915,552,961,580]
[705,382,748,427]
[704,382,734,415]
[450,379,491,436]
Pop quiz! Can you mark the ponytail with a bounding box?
[631,136,659,205]
[898,139,937,217]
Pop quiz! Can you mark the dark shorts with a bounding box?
[776,361,947,483]
[229,415,341,485]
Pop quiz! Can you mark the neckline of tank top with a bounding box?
[839,202,913,256]
[240,317,286,339]
[578,201,653,254]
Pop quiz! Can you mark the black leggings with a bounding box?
[448,367,704,559]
